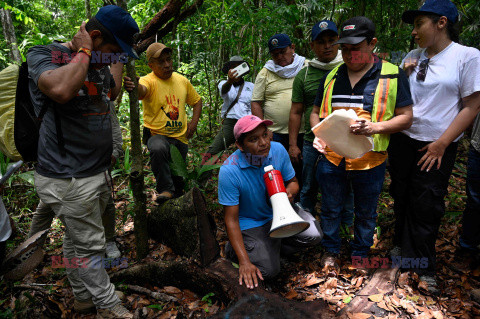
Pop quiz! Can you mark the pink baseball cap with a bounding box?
[234,115,273,140]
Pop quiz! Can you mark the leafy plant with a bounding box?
[111,148,132,178]
[169,144,222,191]
[201,292,215,306]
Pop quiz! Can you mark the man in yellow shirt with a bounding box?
[125,43,202,202]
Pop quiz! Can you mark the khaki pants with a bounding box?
[34,171,119,308]
[29,196,116,245]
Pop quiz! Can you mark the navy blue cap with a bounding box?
[311,20,338,41]
[95,5,140,59]
[402,0,458,24]
[268,34,292,52]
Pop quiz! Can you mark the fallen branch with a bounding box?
[126,284,178,303]
[13,284,48,294]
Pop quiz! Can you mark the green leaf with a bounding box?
[169,144,188,178]
[16,171,34,185]
[343,295,352,304]
[231,262,239,269]
[147,304,163,310]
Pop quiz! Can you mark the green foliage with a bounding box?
[201,292,215,306]
[147,304,164,311]
[112,147,133,178]
[169,144,222,191]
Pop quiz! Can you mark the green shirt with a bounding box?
[291,66,328,142]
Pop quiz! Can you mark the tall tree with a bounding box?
[0,8,22,63]
[85,0,92,19]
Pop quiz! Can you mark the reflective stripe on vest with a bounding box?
[319,61,399,152]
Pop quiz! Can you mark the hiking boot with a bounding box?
[155,191,173,204]
[105,241,121,259]
[74,298,96,314]
[320,251,340,270]
[419,275,439,295]
[96,303,133,319]
[74,291,125,314]
[390,246,401,257]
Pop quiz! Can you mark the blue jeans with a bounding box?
[316,157,386,257]
[300,141,354,226]
[300,140,320,213]
[460,147,480,251]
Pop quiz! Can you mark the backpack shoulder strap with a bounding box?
[29,43,67,156]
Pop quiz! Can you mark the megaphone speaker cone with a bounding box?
[269,220,310,238]
[269,192,310,238]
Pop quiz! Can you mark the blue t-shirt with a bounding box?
[218,142,295,230]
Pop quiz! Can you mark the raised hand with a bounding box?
[71,21,93,51]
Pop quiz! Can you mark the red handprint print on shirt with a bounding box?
[163,94,180,120]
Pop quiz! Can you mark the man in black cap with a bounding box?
[27,5,138,318]
[200,56,254,178]
[310,16,413,269]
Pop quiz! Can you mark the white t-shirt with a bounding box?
[218,80,254,120]
[400,42,480,142]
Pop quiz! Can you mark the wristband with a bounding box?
[77,47,92,58]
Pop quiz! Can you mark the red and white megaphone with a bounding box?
[263,165,310,238]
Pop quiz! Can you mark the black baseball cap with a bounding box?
[335,16,375,45]
[402,0,458,24]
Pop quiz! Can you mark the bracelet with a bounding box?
[77,47,92,58]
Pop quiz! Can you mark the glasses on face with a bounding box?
[416,58,430,82]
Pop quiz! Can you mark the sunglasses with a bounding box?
[416,58,430,82]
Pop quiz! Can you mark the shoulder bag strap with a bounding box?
[222,82,245,121]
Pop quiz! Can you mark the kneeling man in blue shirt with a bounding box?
[218,115,322,289]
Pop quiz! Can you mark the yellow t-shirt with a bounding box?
[251,68,305,134]
[140,72,201,144]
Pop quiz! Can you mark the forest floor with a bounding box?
[0,133,479,319]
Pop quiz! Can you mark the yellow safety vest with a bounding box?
[319,61,399,152]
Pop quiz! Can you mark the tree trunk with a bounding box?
[134,0,204,54]
[117,0,149,261]
[147,187,220,266]
[114,191,332,318]
[112,258,332,318]
[85,0,92,19]
[0,8,22,63]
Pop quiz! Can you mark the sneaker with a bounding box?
[419,275,439,295]
[155,191,173,204]
[96,304,133,319]
[105,241,121,259]
[320,251,340,270]
[74,291,125,314]
[390,246,401,257]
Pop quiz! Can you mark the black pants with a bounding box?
[147,134,188,195]
[272,132,303,191]
[388,132,457,275]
